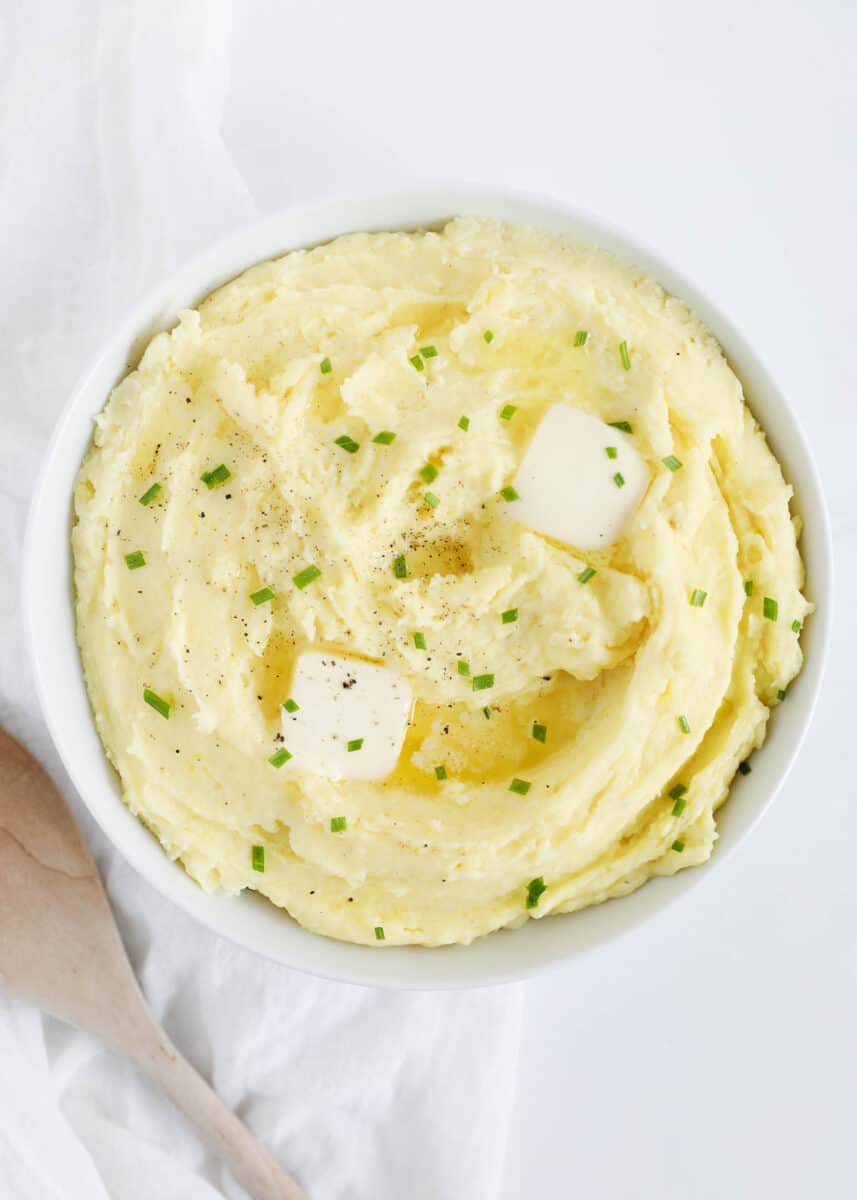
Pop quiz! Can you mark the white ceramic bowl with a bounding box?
[24,191,833,989]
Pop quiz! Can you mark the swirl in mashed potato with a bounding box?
[73,218,809,946]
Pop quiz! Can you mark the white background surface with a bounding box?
[3,1,856,1197]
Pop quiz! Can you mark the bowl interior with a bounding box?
[24,191,833,988]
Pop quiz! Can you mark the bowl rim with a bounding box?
[23,187,834,989]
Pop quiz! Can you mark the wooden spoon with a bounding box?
[0,727,306,1200]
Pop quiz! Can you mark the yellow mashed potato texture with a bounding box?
[73,218,809,946]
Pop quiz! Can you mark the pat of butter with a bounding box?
[511,404,649,549]
[281,652,413,782]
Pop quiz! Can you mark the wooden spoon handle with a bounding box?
[128,1025,306,1200]
[0,728,306,1198]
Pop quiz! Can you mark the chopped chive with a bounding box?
[499,404,518,420]
[672,796,687,817]
[577,566,596,584]
[457,660,470,676]
[320,357,332,374]
[526,876,546,909]
[574,330,588,347]
[669,784,687,800]
[143,688,170,719]
[791,619,801,633]
[500,485,520,502]
[347,738,364,752]
[501,608,518,624]
[283,698,300,713]
[483,330,494,344]
[777,688,786,701]
[472,673,494,691]
[738,760,752,775]
[482,706,492,719]
[690,588,707,607]
[607,420,633,434]
[201,463,231,489]
[268,747,292,768]
[393,554,408,579]
[410,354,424,371]
[330,816,347,832]
[293,564,321,589]
[424,491,440,509]
[458,415,470,431]
[744,580,754,597]
[613,472,625,488]
[763,597,778,621]
[662,455,683,472]
[420,345,438,358]
[414,632,427,650]
[138,483,162,506]
[124,550,146,570]
[372,430,396,444]
[605,446,618,459]
[419,463,438,484]
[509,778,531,795]
[435,764,447,780]
[677,715,690,735]
[532,722,547,743]
[619,340,631,370]
[250,586,274,606]
[374,926,385,941]
[334,434,360,454]
[671,839,685,853]
[251,845,265,872]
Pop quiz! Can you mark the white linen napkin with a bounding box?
[0,3,523,1196]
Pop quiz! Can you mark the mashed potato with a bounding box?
[72,218,809,946]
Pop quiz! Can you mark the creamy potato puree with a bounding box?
[73,218,809,946]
